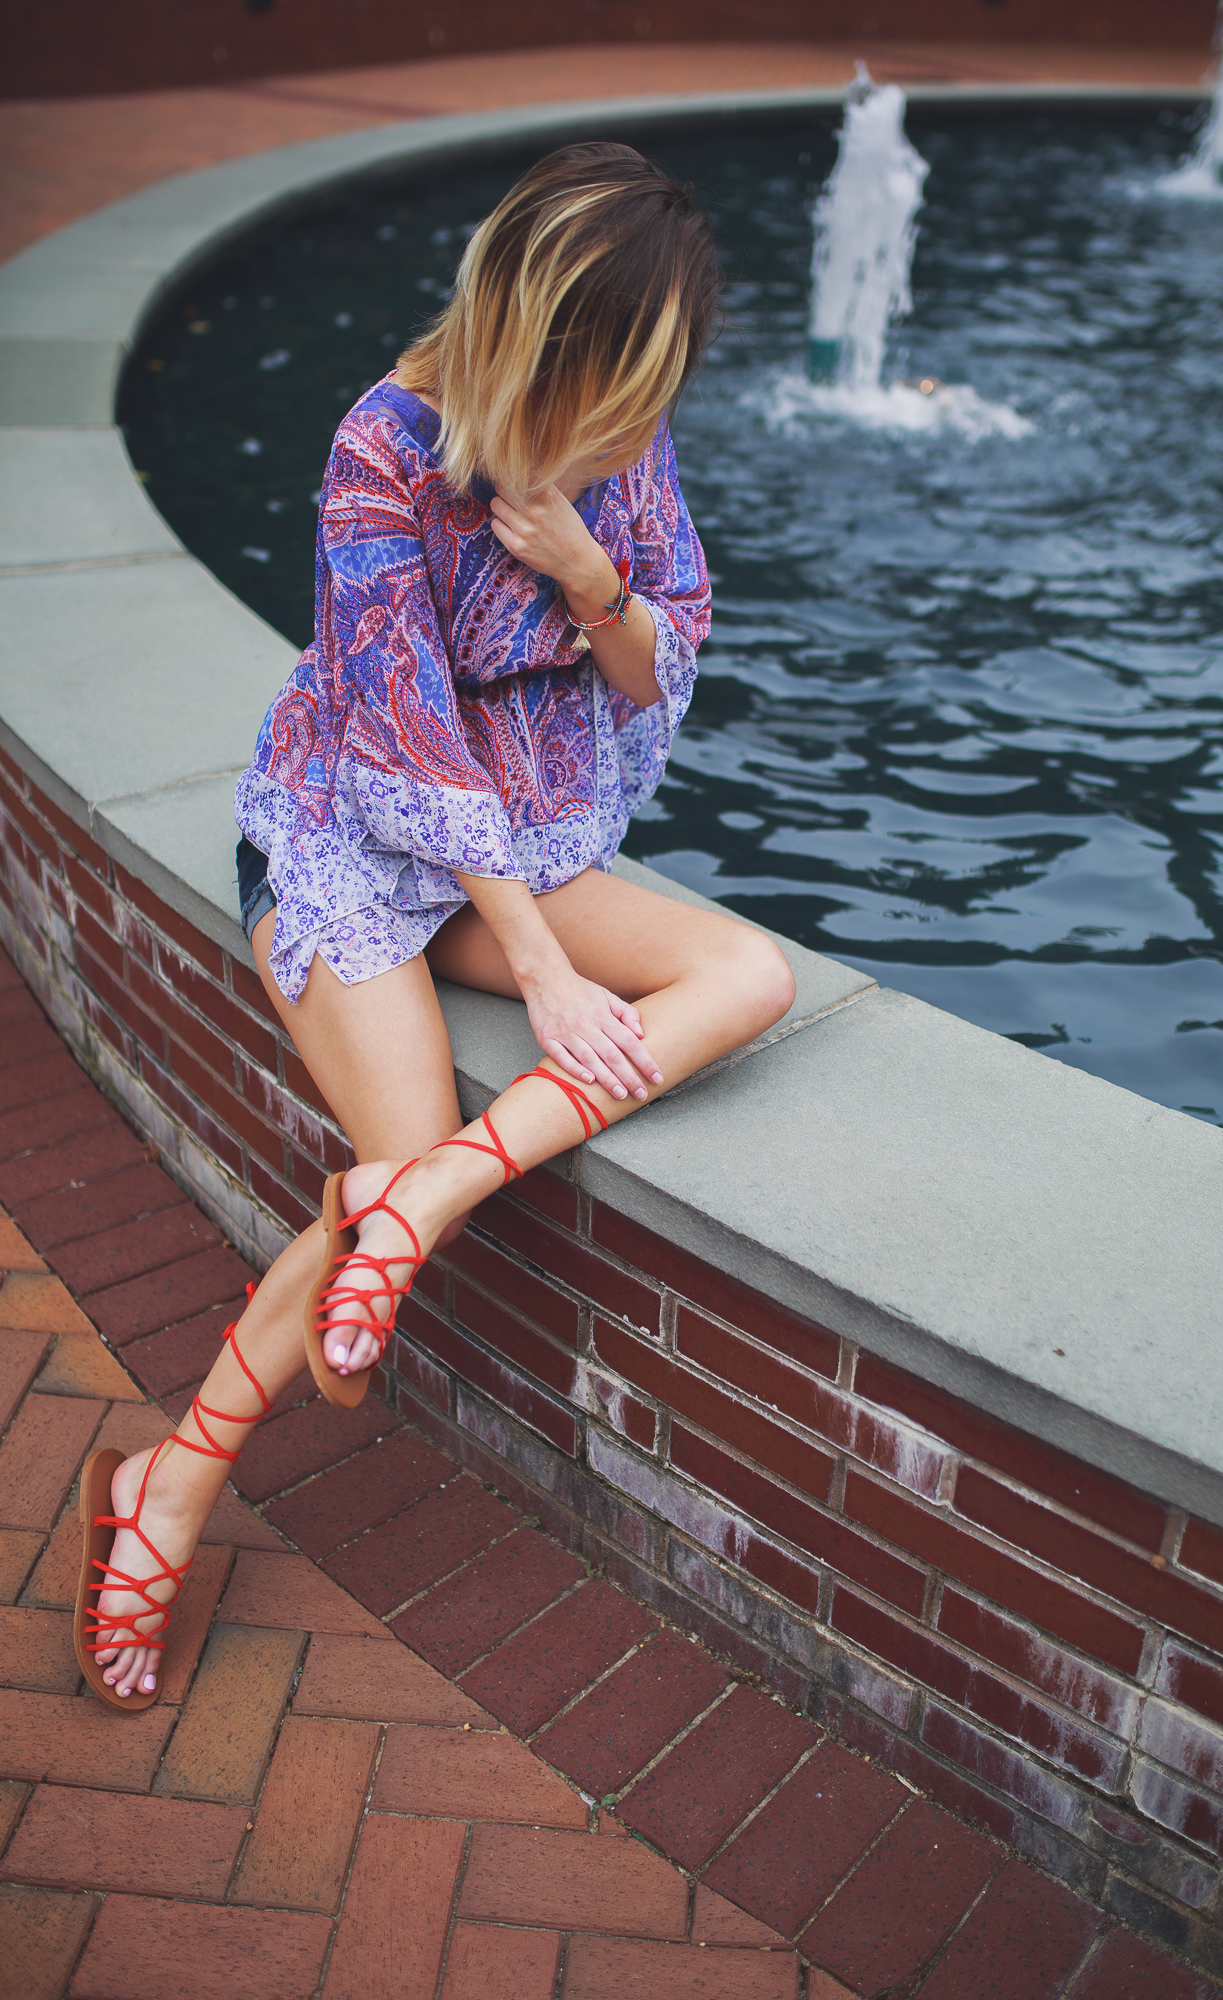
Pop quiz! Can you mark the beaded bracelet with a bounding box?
[562,558,633,632]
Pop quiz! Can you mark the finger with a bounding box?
[625,1032,663,1086]
[489,518,526,558]
[597,1017,663,1091]
[607,997,644,1036]
[569,1037,633,1102]
[541,1038,598,1089]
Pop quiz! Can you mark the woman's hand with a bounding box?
[523,965,663,1103]
[490,484,661,708]
[451,873,663,1102]
[490,485,616,607]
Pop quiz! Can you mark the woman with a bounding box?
[75,142,795,1707]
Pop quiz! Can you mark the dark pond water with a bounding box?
[121,108,1223,1123]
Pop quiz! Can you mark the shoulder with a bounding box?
[322,401,444,542]
[322,419,492,573]
[330,396,427,490]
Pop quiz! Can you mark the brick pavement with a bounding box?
[2,943,1220,1996]
[2,39,1213,265]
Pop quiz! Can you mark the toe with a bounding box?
[348,1330,379,1373]
[107,1643,140,1692]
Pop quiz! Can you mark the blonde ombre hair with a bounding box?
[397,141,721,494]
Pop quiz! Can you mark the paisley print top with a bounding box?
[234,376,710,1003]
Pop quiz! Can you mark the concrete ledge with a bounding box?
[1,87,1221,1537]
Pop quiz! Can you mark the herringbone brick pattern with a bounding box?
[1,943,1217,1998]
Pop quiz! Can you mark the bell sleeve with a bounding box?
[318,420,524,886]
[606,423,711,817]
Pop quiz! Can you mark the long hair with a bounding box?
[397,141,721,493]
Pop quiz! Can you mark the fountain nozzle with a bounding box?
[807,337,841,383]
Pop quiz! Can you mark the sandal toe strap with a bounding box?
[85,1454,193,1653]
[314,1238,424,1357]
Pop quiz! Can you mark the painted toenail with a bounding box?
[143,1675,156,1690]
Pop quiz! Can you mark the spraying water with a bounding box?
[807,65,928,387]
[1156,12,1223,198]
[745,65,1030,440]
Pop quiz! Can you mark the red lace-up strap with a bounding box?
[433,1110,522,1186]
[314,1162,425,1360]
[84,1437,193,1654]
[512,1065,609,1139]
[176,1282,272,1464]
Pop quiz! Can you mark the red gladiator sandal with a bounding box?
[431,1109,524,1186]
[74,1289,270,1712]
[305,1163,425,1411]
[512,1064,610,1138]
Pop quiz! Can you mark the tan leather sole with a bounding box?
[303,1171,370,1411]
[73,1447,161,1713]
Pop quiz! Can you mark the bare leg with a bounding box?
[324,870,795,1373]
[92,932,471,1697]
[90,1230,327,1696]
[92,873,793,1695]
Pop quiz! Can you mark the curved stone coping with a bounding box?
[1,89,1221,1529]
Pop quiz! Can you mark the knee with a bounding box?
[720,925,796,1036]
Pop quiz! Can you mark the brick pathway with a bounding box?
[1,941,1219,1998]
[2,38,1212,264]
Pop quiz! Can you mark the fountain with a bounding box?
[1156,14,1223,197]
[755,64,1030,439]
[121,105,1223,1126]
[807,64,928,388]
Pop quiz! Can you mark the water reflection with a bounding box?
[120,111,1223,1121]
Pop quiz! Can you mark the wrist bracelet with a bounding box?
[562,558,633,632]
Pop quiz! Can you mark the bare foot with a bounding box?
[319,1156,459,1378]
[90,1444,203,1700]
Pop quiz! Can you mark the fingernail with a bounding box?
[614,1086,626,1099]
[635,1088,647,1100]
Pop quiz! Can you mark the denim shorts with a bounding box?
[237,836,276,943]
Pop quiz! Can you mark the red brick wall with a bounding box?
[3,744,1222,1948]
[6,0,1218,99]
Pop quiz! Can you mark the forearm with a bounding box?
[562,551,661,709]
[453,871,570,997]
